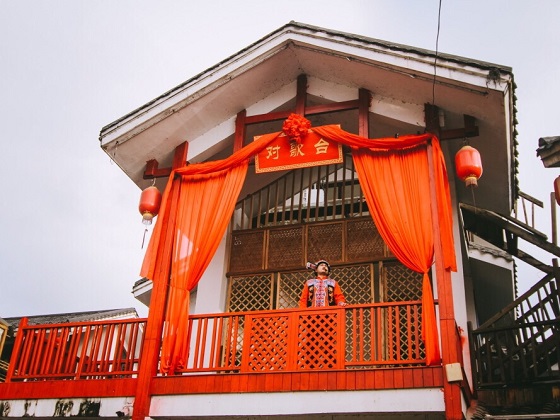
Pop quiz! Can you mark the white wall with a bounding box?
[150,388,445,417]
[191,231,229,315]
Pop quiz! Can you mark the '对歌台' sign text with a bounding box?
[255,130,343,173]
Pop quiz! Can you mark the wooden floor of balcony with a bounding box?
[151,366,444,395]
[0,366,444,400]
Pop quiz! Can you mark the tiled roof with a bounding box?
[537,136,560,152]
[3,308,138,330]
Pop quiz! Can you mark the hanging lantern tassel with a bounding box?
[455,144,483,187]
[139,185,162,225]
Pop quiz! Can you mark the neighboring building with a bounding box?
[1,22,559,420]
[537,136,560,168]
[2,309,139,331]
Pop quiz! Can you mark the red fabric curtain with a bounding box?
[141,124,456,372]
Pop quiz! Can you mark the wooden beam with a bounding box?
[296,74,307,115]
[358,89,371,138]
[171,141,188,170]
[234,110,247,152]
[244,100,361,125]
[143,159,171,179]
[424,103,441,137]
[425,103,479,141]
[143,141,189,179]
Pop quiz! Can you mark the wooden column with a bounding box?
[425,112,462,418]
[133,142,188,420]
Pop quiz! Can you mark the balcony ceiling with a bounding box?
[99,21,515,214]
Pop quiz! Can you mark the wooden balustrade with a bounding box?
[6,317,146,381]
[177,302,426,375]
[6,302,429,382]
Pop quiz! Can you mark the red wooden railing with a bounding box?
[5,302,428,381]
[178,302,426,374]
[6,317,146,381]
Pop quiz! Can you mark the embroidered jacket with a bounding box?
[299,275,346,308]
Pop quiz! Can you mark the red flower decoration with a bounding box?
[282,113,311,144]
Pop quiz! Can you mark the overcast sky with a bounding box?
[1,1,559,318]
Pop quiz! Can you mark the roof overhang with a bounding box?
[537,136,560,168]
[99,21,515,214]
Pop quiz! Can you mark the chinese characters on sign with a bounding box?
[255,130,343,173]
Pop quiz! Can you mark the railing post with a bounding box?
[551,192,558,248]
[132,175,181,420]
[5,317,28,382]
[426,141,462,419]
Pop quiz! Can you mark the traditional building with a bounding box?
[1,22,559,420]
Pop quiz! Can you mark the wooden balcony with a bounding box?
[1,302,445,399]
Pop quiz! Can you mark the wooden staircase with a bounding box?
[469,272,560,388]
[463,195,560,415]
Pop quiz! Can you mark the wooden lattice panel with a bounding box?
[220,316,244,369]
[297,311,342,370]
[267,227,303,269]
[229,231,265,273]
[332,264,373,305]
[277,271,309,309]
[228,274,273,312]
[346,219,385,260]
[243,314,290,371]
[385,304,424,363]
[382,261,423,302]
[307,222,343,263]
[380,262,425,362]
[345,306,376,363]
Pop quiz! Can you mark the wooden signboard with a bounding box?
[255,130,343,173]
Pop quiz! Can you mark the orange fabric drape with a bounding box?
[312,126,456,270]
[352,146,440,364]
[141,124,456,372]
[141,132,282,374]
[314,126,456,365]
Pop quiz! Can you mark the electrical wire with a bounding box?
[432,0,443,106]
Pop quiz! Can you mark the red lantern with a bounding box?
[554,176,560,206]
[139,185,162,225]
[455,145,483,187]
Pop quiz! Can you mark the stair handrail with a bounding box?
[478,271,556,330]
[469,269,560,388]
[513,190,543,231]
